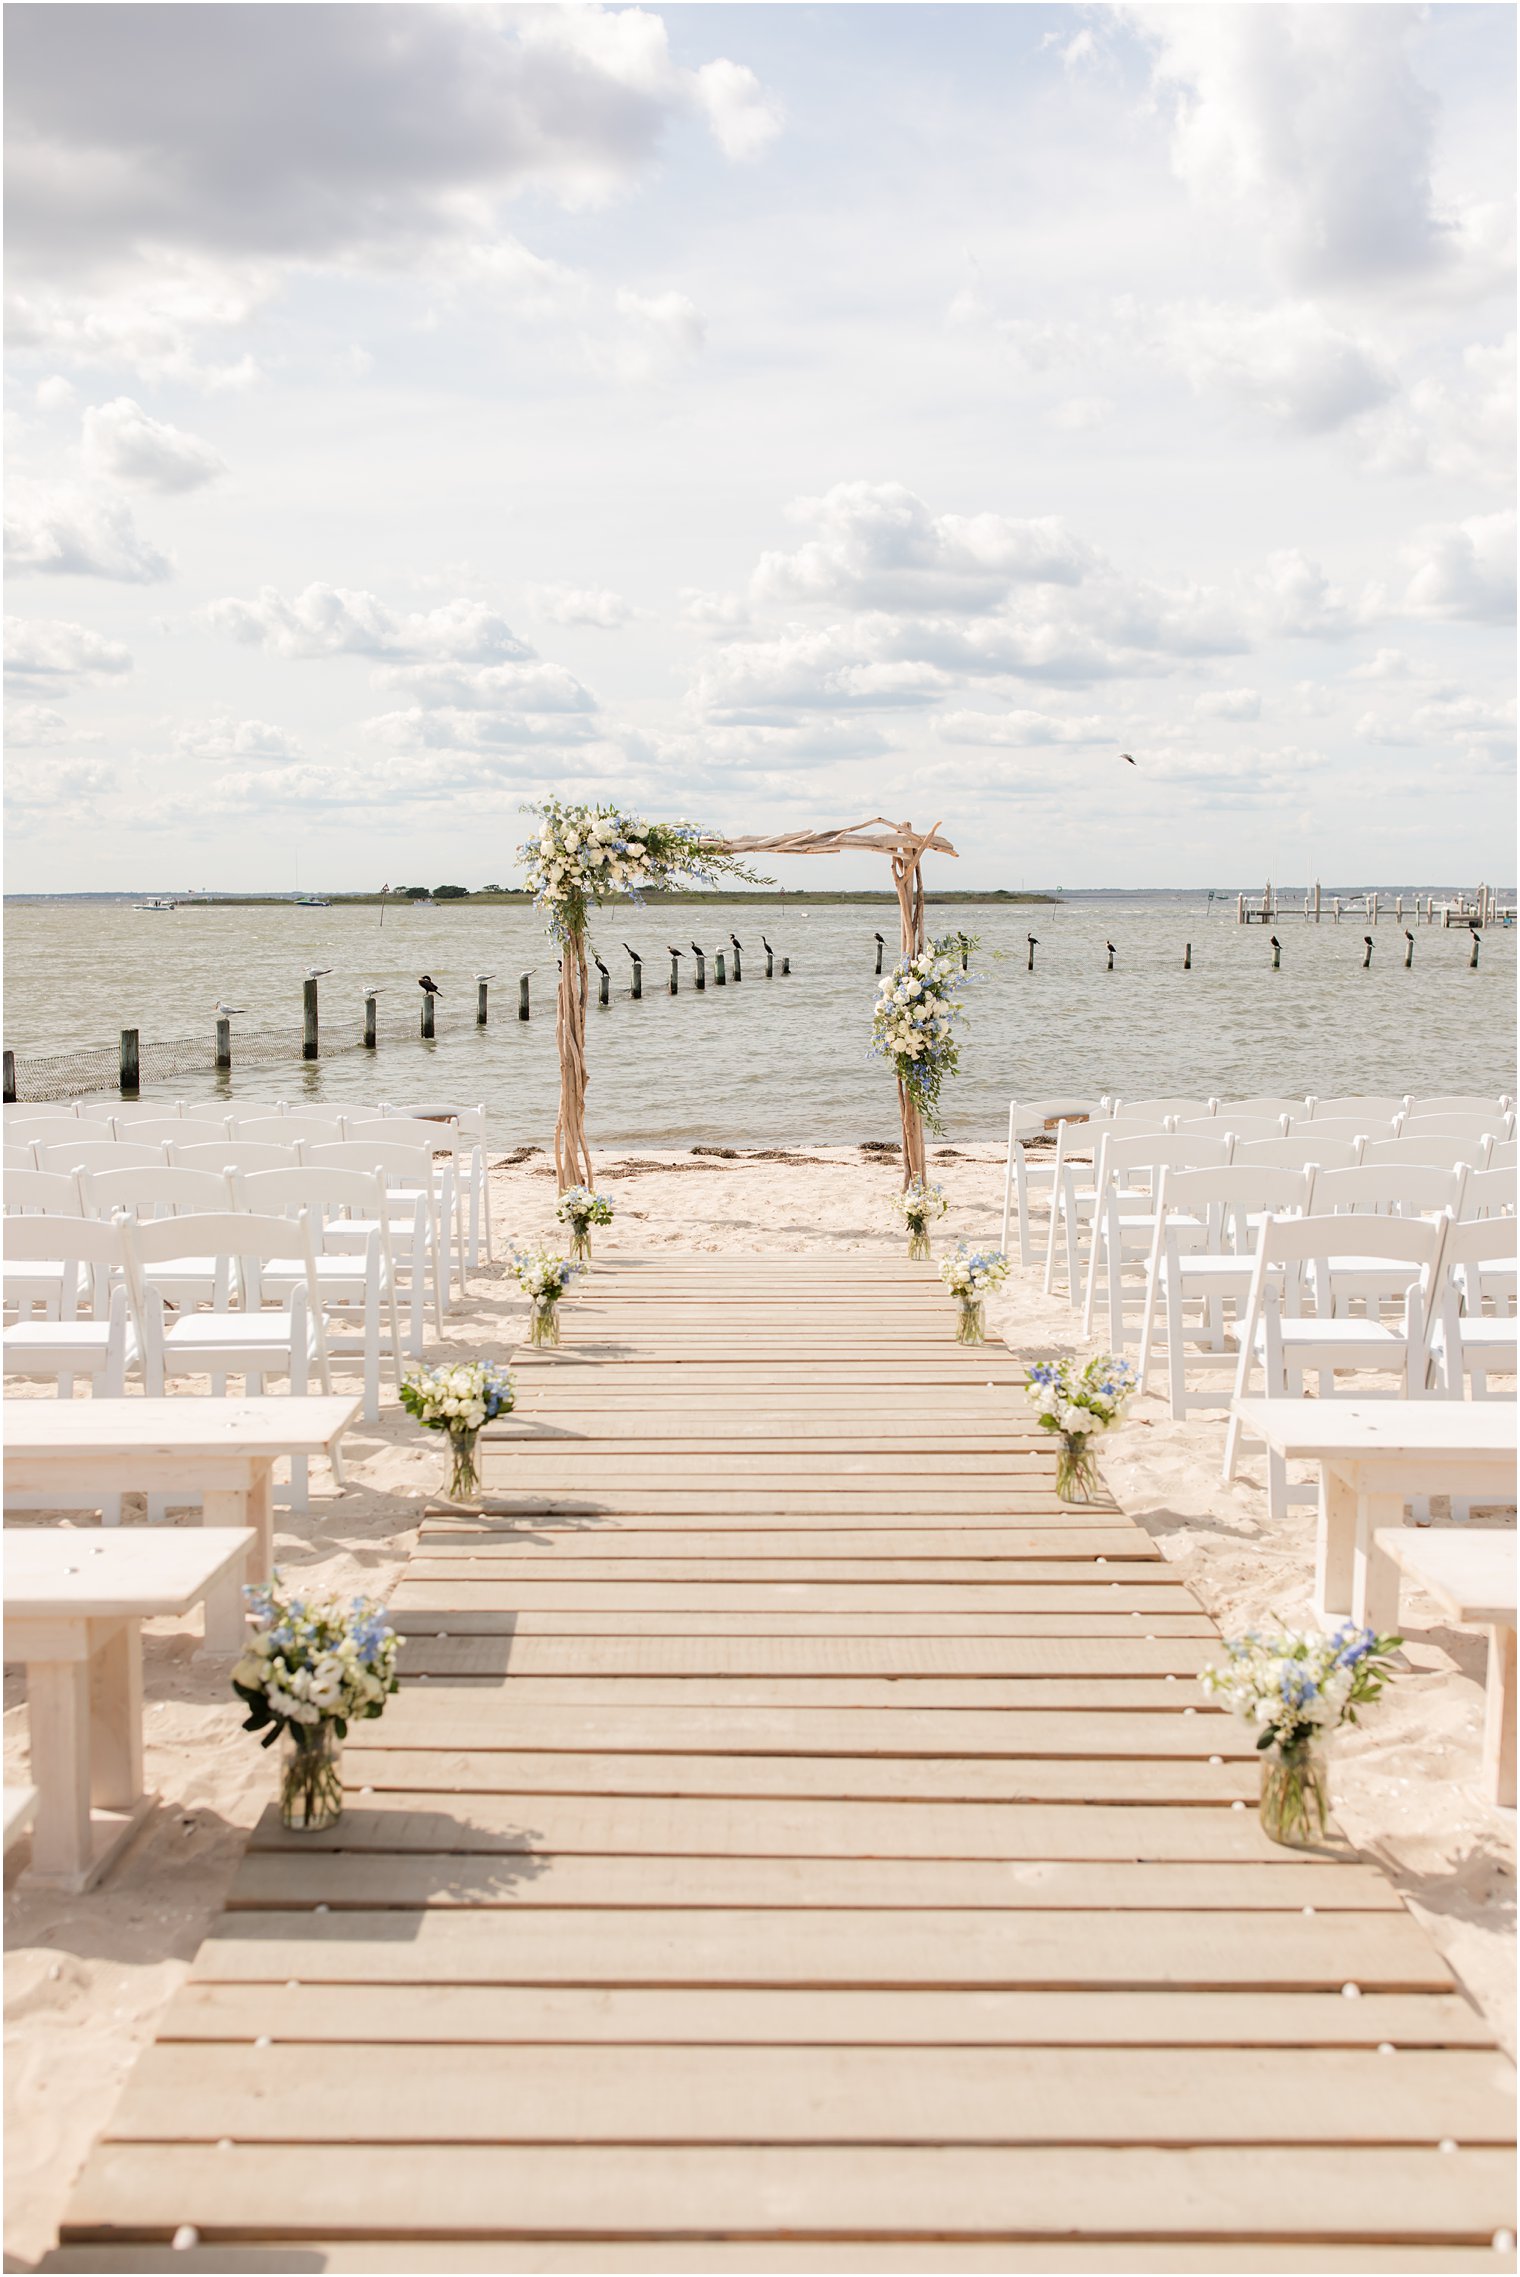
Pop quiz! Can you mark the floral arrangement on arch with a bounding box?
[870,932,977,1133]
[519,801,761,942]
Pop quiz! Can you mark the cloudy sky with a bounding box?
[4,1,1514,893]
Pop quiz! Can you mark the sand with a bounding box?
[4,1141,1515,2267]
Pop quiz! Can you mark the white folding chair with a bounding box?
[121,1210,340,1511]
[1287,1116,1401,1145]
[1043,1114,1176,1298]
[1459,1167,1517,1222]
[4,1142,39,1172]
[169,1141,303,1174]
[1137,1164,1312,1416]
[83,1165,236,1308]
[385,1100,494,1267]
[230,1116,347,1146]
[107,1116,209,1148]
[1,1216,145,1524]
[1212,1097,1309,1121]
[1362,1135,1493,1175]
[1109,1096,1217,1121]
[2,1169,88,1321]
[6,1115,117,1150]
[1174,1114,1287,1144]
[40,1140,170,1176]
[179,1100,247,1123]
[1083,1133,1233,1346]
[1427,1216,1518,1403]
[1404,1094,1514,1119]
[1224,1213,1446,1521]
[1400,1112,1514,1145]
[5,1099,79,1123]
[999,1098,1102,1264]
[1306,1096,1407,1122]
[304,1141,446,1347]
[235,1166,404,1423]
[346,1117,465,1301]
[1487,1139,1517,1172]
[1232,1136,1364,1174]
[110,1100,186,1126]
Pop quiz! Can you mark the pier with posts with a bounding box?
[1238,881,1514,927]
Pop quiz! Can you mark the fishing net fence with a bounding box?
[6,1023,367,1105]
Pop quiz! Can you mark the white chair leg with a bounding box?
[1167,1281,1187,1421]
[363,1280,380,1425]
[1267,1449,1289,1526]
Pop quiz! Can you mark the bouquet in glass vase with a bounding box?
[232,1579,400,1832]
[1200,1623,1401,1847]
[1026,1354,1137,1503]
[938,1244,1009,1343]
[556,1185,614,1264]
[400,1359,514,1501]
[511,1248,582,1346]
[892,1180,947,1261]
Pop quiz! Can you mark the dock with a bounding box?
[49,1258,1516,2269]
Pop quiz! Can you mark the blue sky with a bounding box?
[4,2,1514,892]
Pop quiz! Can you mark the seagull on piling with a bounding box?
[473,971,496,984]
[360,983,386,997]
[418,974,442,996]
[213,1001,246,1018]
[304,966,332,979]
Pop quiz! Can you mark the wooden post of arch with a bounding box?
[554,936,594,1191]
[711,818,956,1190]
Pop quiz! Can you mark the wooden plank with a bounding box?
[389,1584,1190,1614]
[60,2142,1514,2242]
[108,2042,1513,2146]
[474,1454,1065,1475]
[341,1749,1263,1803]
[391,1611,1220,1636]
[37,2243,1520,2272]
[402,1556,1160,1585]
[158,1979,1499,2049]
[243,1791,1342,1861]
[225,1852,1396,1912]
[391,1636,1217,1675]
[368,1698,1258,1757]
[458,1494,1124,1518]
[187,1906,1455,1990]
[393,1670,1217,1711]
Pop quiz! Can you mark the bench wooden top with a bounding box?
[2,1395,358,1459]
[4,1527,255,1620]
[1232,1398,1517,1462]
[1373,1528,1517,1626]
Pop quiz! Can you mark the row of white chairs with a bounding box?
[3,1209,348,1517]
[3,1099,493,1286]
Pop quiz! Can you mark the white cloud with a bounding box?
[1399,510,1516,625]
[3,614,133,691]
[171,714,304,765]
[1163,301,1396,434]
[528,583,639,630]
[4,755,123,816]
[605,289,706,383]
[1354,334,1516,484]
[1251,550,1365,639]
[1194,687,1261,721]
[1136,5,1469,296]
[1348,647,1411,681]
[81,396,226,492]
[362,704,605,753]
[752,482,1099,613]
[694,59,783,161]
[4,484,172,581]
[1046,396,1115,432]
[679,588,750,633]
[4,703,97,747]
[692,624,950,720]
[35,374,74,410]
[937,708,1110,747]
[369,660,597,714]
[206,585,535,662]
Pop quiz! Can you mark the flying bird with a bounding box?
[1120,752,1137,766]
[418,974,442,996]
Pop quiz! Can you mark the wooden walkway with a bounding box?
[51,1258,1516,2270]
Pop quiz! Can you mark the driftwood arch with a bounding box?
[553,816,956,1193]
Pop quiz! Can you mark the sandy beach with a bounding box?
[4,1140,1515,2268]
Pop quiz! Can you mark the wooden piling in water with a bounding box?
[1105,941,1115,972]
[363,993,378,1049]
[1404,931,1415,968]
[421,993,435,1040]
[1363,935,1374,969]
[714,951,726,986]
[215,1017,232,1070]
[476,979,489,1027]
[1470,927,1481,969]
[518,973,531,1021]
[3,1048,16,1104]
[119,1027,140,1095]
[1271,935,1282,969]
[781,955,790,975]
[1027,934,1038,971]
[302,979,319,1060]
[762,937,774,978]
[874,932,884,974]
[668,950,680,996]
[1183,943,1191,970]
[692,945,706,990]
[730,935,742,983]
[626,948,642,1000]
[595,957,610,1009]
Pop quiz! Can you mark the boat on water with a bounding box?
[294,894,332,907]
[135,896,178,912]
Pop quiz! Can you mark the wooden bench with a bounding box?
[1230,1399,1516,1631]
[4,1527,254,1889]
[1376,1527,1517,1807]
[3,1396,356,1648]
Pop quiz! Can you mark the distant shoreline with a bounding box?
[3,888,1064,908]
